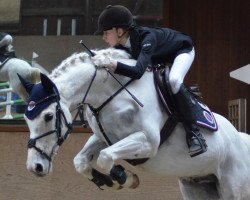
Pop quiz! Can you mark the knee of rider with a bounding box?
[169,76,181,94]
[0,35,12,47]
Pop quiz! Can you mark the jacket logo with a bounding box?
[143,43,151,47]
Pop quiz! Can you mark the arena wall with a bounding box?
[13,35,106,73]
[12,35,249,132]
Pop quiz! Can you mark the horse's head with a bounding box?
[18,73,72,177]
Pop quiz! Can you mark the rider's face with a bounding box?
[102,28,119,47]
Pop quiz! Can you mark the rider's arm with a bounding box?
[113,35,156,79]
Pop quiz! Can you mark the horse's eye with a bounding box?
[44,113,53,122]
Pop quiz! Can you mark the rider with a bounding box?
[0,32,14,53]
[0,32,15,65]
[93,5,207,157]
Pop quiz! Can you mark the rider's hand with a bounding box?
[92,55,117,71]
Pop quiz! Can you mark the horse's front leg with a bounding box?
[73,134,120,189]
[74,134,105,178]
[97,131,159,188]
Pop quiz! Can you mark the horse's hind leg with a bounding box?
[179,175,221,200]
[217,149,250,200]
[218,171,250,200]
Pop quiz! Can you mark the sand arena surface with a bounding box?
[0,129,182,200]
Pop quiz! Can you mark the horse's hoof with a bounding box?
[101,181,123,191]
[122,170,140,189]
[112,182,123,190]
[129,173,139,189]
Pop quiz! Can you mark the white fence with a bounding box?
[0,82,24,119]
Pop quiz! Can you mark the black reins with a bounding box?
[75,66,135,146]
[27,93,73,162]
[88,79,134,145]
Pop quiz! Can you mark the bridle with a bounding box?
[27,93,73,162]
[26,67,96,163]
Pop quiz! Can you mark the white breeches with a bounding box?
[169,48,195,94]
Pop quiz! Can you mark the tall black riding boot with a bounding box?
[174,84,207,157]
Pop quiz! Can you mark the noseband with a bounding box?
[27,94,73,162]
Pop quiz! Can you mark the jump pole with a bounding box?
[0,82,10,88]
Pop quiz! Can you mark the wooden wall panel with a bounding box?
[167,0,250,132]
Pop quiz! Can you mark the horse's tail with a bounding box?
[30,67,41,83]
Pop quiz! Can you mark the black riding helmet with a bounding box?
[94,5,135,35]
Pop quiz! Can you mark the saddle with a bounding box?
[153,66,218,146]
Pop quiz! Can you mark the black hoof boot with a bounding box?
[110,165,127,185]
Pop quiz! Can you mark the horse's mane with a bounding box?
[49,52,91,79]
[92,48,131,60]
[49,48,132,80]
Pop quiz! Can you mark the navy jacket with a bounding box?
[115,26,194,79]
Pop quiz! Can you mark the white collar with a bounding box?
[124,37,131,48]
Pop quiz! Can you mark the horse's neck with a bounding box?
[51,63,119,110]
[50,50,133,109]
[51,69,89,109]
[87,70,131,107]
[57,69,130,111]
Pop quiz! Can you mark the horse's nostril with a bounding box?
[35,163,43,173]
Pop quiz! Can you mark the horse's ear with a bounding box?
[40,73,54,93]
[17,73,34,94]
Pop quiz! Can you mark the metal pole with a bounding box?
[57,19,61,36]
[71,19,76,36]
[0,88,13,94]
[84,0,90,34]
[43,19,47,36]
